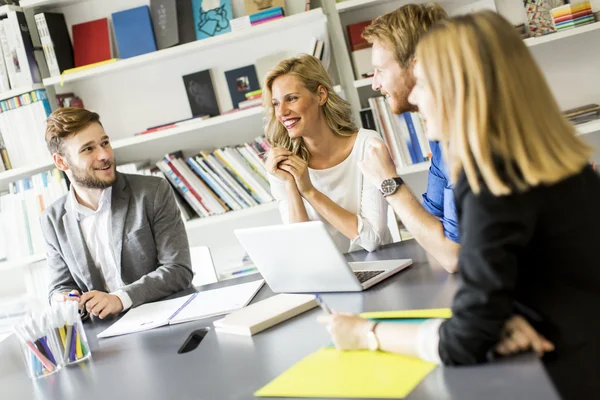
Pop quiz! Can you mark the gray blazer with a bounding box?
[41,172,193,307]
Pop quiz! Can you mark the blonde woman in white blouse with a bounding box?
[263,55,392,253]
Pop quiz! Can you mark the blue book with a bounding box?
[191,0,232,40]
[112,6,157,59]
[403,113,425,163]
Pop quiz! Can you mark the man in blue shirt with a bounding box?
[359,4,460,272]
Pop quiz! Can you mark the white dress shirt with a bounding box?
[269,128,392,253]
[69,187,133,311]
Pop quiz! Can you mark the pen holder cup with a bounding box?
[15,320,63,380]
[59,313,92,366]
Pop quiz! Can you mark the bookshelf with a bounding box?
[354,77,373,88]
[43,8,326,86]
[0,84,45,102]
[336,0,399,13]
[576,119,600,136]
[19,0,84,9]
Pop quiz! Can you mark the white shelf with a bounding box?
[354,77,373,88]
[575,119,600,136]
[336,0,394,13]
[19,0,84,9]
[43,8,326,86]
[185,202,278,231]
[0,161,55,190]
[397,161,430,176]
[0,84,45,102]
[525,22,600,47]
[0,5,21,15]
[0,253,46,271]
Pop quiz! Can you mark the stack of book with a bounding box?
[0,169,68,262]
[365,97,431,168]
[238,89,263,110]
[249,7,285,26]
[563,103,600,125]
[551,1,595,32]
[0,89,52,171]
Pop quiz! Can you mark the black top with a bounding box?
[438,165,600,399]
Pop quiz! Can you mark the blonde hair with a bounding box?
[416,11,592,196]
[263,55,357,162]
[362,3,448,68]
[45,107,102,155]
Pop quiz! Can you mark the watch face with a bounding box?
[381,178,397,195]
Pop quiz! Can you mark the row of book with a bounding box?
[363,96,431,168]
[0,169,68,262]
[0,89,52,172]
[119,136,273,222]
[36,0,298,78]
[551,1,595,32]
[0,11,42,93]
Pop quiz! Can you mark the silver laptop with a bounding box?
[234,221,412,293]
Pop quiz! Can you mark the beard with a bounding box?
[68,157,117,190]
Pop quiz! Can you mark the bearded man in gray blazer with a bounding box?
[41,107,193,318]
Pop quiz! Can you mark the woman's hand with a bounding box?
[265,148,294,183]
[317,312,374,351]
[279,155,315,196]
[495,315,554,357]
[358,141,398,188]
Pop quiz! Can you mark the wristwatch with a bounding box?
[379,177,404,197]
[367,322,380,351]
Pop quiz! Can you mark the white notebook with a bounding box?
[213,293,318,336]
[97,280,265,338]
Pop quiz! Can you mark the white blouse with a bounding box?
[269,128,392,253]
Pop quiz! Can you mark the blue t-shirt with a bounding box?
[421,141,460,243]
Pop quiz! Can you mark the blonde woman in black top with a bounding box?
[319,11,600,399]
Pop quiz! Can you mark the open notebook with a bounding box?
[97,280,265,338]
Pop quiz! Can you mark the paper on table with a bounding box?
[97,294,194,338]
[170,280,264,325]
[255,347,436,398]
[360,308,452,320]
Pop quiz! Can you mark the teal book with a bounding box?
[192,0,232,40]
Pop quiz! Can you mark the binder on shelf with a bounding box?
[34,12,74,77]
[72,18,112,67]
[112,6,158,59]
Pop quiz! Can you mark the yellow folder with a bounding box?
[255,347,436,398]
[360,308,452,320]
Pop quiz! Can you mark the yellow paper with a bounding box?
[75,332,83,359]
[255,348,436,398]
[360,308,452,320]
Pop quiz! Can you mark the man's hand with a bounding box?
[79,291,124,319]
[495,315,554,357]
[358,141,398,188]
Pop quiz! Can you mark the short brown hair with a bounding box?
[362,3,448,68]
[45,107,101,155]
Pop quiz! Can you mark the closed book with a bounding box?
[213,293,317,336]
[176,0,196,44]
[192,0,232,41]
[350,47,373,80]
[151,0,179,50]
[359,108,376,131]
[5,11,42,87]
[72,18,112,67]
[113,6,157,59]
[34,12,73,77]
[347,20,372,52]
[182,69,220,117]
[249,7,284,23]
[225,64,260,109]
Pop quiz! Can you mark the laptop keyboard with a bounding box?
[354,270,385,284]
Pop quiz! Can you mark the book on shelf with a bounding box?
[112,6,158,59]
[347,20,373,80]
[0,89,52,170]
[191,0,232,41]
[176,0,197,44]
[0,169,68,262]
[563,103,600,125]
[225,64,260,109]
[182,69,220,117]
[368,96,430,168]
[139,114,210,135]
[72,18,113,67]
[1,11,42,89]
[34,12,74,78]
[249,6,284,26]
[150,0,179,50]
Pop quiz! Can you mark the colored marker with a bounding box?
[315,294,332,314]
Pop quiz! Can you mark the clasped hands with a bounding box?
[265,148,314,196]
